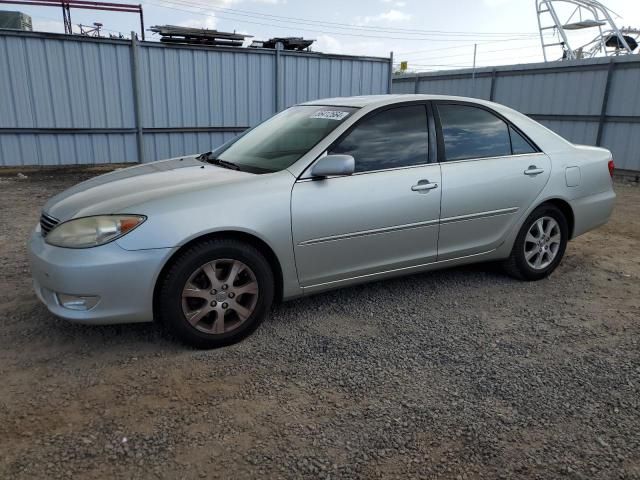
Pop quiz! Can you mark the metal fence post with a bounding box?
[489,69,497,101]
[471,43,477,97]
[130,31,145,163]
[388,51,394,94]
[275,42,283,112]
[596,59,615,147]
[414,74,420,94]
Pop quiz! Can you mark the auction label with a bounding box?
[310,110,351,121]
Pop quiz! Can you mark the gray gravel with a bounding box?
[1,170,639,479]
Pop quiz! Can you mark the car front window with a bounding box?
[329,105,429,173]
[215,106,357,174]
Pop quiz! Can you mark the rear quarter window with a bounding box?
[509,126,537,155]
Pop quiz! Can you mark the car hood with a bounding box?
[44,155,253,221]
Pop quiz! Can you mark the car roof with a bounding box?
[299,94,501,109]
[292,93,575,171]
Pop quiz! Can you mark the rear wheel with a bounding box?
[157,239,274,348]
[503,204,568,281]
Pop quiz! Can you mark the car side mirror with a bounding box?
[310,154,355,178]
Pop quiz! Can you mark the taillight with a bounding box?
[608,159,615,178]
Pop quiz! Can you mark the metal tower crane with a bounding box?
[536,0,638,61]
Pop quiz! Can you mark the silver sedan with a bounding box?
[28,95,616,348]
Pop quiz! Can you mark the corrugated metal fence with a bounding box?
[393,56,640,172]
[0,29,391,166]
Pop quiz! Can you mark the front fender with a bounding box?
[115,170,302,299]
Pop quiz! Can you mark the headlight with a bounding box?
[45,215,146,248]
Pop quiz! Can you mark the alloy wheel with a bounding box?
[524,216,561,270]
[181,259,259,334]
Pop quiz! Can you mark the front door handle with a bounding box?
[524,165,545,176]
[411,180,438,192]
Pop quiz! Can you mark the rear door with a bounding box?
[291,104,441,288]
[434,102,551,260]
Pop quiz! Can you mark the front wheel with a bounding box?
[157,239,274,348]
[503,204,569,281]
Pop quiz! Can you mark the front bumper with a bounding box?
[28,227,175,325]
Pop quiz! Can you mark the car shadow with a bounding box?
[30,262,511,352]
[32,308,184,354]
[269,261,512,323]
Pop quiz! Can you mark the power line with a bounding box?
[28,0,547,66]
[395,38,547,55]
[404,52,545,70]
[145,0,540,42]
[147,0,540,38]
[29,12,130,36]
[402,42,544,62]
[398,63,475,68]
[397,32,554,56]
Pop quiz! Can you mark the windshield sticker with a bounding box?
[310,110,351,121]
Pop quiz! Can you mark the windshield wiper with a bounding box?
[196,151,240,171]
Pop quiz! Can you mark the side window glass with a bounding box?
[438,104,511,161]
[330,105,428,173]
[510,126,537,155]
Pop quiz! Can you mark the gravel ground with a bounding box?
[0,170,639,480]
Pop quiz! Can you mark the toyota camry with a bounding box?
[28,95,616,348]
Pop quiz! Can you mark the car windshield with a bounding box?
[212,105,357,174]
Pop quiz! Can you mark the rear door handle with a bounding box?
[411,180,438,192]
[524,165,544,176]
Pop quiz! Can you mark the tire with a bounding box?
[157,238,274,349]
[503,203,569,281]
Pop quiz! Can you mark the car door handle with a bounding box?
[524,165,544,176]
[411,180,438,192]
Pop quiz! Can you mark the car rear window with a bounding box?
[437,104,512,161]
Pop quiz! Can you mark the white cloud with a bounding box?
[358,9,412,25]
[178,12,218,30]
[314,34,344,54]
[31,19,66,34]
[350,39,390,57]
[312,34,392,58]
[379,9,411,21]
[482,0,512,6]
[381,0,407,6]
[164,0,284,30]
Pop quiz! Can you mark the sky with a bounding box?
[7,0,640,72]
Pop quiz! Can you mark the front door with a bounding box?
[291,104,441,288]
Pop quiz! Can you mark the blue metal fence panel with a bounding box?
[493,69,606,116]
[0,30,391,167]
[0,34,135,130]
[601,123,640,171]
[143,131,238,163]
[280,53,390,108]
[606,65,640,117]
[0,133,138,166]
[537,120,599,146]
[137,46,276,130]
